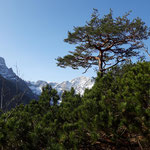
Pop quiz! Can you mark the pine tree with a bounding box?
[56,9,150,74]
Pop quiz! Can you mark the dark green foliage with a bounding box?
[0,62,149,149]
[56,9,150,73]
[81,61,150,148]
[39,84,60,108]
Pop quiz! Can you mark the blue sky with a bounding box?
[0,0,150,82]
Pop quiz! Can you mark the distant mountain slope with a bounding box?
[0,56,95,110]
[27,76,95,96]
[0,57,37,110]
[0,74,36,111]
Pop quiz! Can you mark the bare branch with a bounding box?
[103,58,128,71]
[82,64,92,74]
[143,48,150,57]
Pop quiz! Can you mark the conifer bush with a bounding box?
[0,61,149,149]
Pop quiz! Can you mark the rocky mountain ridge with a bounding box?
[0,57,18,81]
[0,56,95,100]
[0,57,37,110]
[27,76,95,96]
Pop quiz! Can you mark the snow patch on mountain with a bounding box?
[27,80,58,95]
[0,57,95,96]
[0,57,18,81]
[0,57,38,100]
[27,76,95,96]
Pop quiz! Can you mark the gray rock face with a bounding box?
[0,57,37,102]
[0,57,6,66]
[0,57,95,99]
[0,57,17,81]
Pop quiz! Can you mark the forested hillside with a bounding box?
[0,57,37,111]
[0,75,36,111]
[0,61,149,149]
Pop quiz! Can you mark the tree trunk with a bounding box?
[98,51,103,76]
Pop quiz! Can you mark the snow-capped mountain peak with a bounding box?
[0,57,37,102]
[0,57,95,97]
[27,76,95,96]
[0,57,6,66]
[70,76,94,95]
[0,57,18,81]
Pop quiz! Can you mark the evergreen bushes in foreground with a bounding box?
[0,61,149,150]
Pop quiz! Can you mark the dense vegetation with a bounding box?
[0,61,149,149]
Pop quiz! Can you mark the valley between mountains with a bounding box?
[0,57,94,109]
